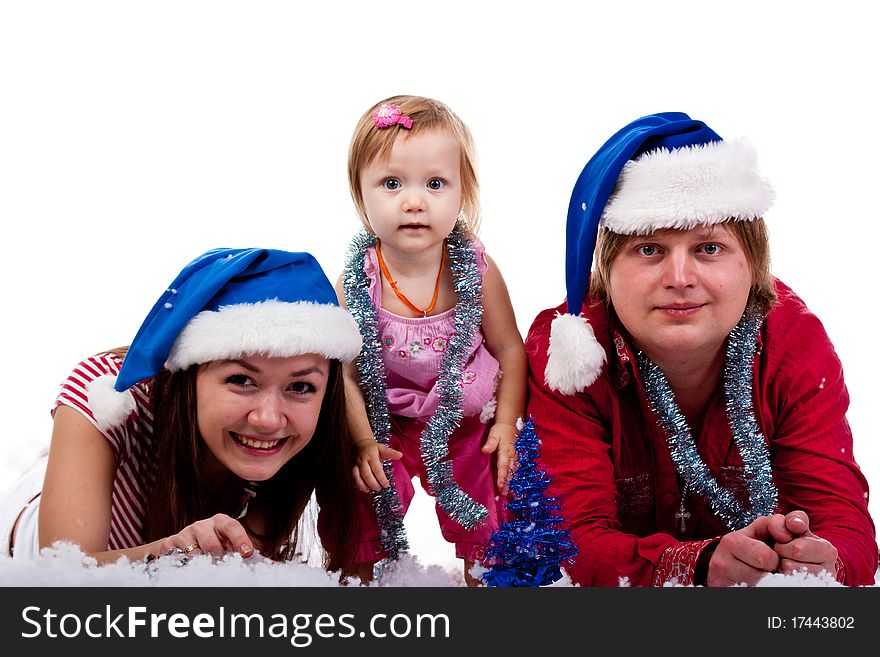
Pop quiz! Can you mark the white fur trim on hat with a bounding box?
[601,139,775,235]
[165,299,363,371]
[87,374,137,432]
[544,313,607,395]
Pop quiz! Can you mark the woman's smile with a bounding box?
[229,432,291,454]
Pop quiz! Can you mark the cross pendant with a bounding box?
[675,499,690,533]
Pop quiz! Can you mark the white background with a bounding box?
[1,1,877,571]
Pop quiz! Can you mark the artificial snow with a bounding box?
[0,542,875,587]
[0,543,463,587]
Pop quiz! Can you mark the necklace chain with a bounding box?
[376,241,445,317]
[235,482,258,520]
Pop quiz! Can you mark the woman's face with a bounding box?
[606,224,752,365]
[195,353,330,483]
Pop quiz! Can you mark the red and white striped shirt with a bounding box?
[55,353,156,550]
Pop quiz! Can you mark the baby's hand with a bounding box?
[482,423,518,495]
[352,439,403,493]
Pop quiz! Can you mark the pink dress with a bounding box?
[354,242,501,564]
[365,243,500,421]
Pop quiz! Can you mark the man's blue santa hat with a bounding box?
[545,112,775,395]
[88,248,363,430]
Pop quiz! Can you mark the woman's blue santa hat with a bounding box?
[545,112,775,395]
[88,248,363,430]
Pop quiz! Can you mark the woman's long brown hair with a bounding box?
[142,359,357,572]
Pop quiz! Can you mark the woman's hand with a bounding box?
[352,439,403,493]
[482,422,518,495]
[153,514,255,560]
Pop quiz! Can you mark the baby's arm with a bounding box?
[334,275,402,493]
[479,254,527,495]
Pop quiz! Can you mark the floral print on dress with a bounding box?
[462,371,477,385]
[409,341,423,356]
[432,336,448,353]
[383,335,394,349]
[398,350,407,359]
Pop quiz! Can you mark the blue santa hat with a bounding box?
[545,112,775,395]
[88,248,363,430]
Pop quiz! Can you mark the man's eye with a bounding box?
[702,243,721,255]
[383,179,401,190]
[427,178,445,190]
[637,245,657,256]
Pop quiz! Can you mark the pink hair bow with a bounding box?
[372,103,413,129]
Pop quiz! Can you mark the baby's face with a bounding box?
[360,127,461,258]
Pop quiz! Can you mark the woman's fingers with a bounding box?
[185,515,253,558]
[212,514,254,557]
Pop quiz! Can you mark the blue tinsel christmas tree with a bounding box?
[482,417,577,587]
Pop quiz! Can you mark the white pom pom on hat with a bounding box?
[87,374,136,432]
[545,313,607,395]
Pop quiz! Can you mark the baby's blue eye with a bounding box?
[383,179,401,190]
[427,178,445,190]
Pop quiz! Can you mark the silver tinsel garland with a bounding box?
[421,224,488,529]
[635,311,778,530]
[343,224,488,560]
[343,229,409,560]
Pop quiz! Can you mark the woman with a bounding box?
[526,113,877,586]
[1,247,363,573]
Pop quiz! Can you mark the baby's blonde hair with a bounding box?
[347,95,481,236]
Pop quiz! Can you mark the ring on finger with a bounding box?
[182,543,200,555]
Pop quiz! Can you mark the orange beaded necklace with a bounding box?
[376,241,446,317]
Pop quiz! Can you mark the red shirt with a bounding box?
[525,280,877,586]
